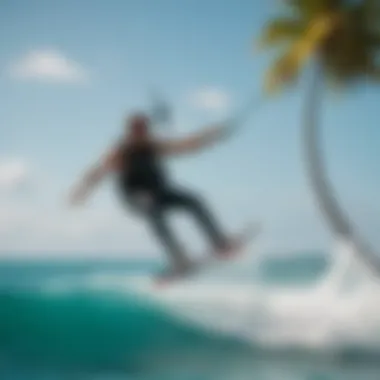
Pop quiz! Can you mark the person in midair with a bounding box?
[69,113,241,273]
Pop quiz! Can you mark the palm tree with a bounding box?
[258,0,380,274]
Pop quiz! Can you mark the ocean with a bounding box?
[1,239,380,380]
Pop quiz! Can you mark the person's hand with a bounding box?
[213,123,234,141]
[67,186,87,207]
[196,123,235,149]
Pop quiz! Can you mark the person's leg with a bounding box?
[162,188,231,252]
[145,197,193,271]
[125,190,192,271]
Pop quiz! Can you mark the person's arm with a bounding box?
[157,124,232,156]
[68,144,123,206]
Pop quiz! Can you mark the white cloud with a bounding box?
[190,87,231,111]
[0,159,30,191]
[8,49,89,83]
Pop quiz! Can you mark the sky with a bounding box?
[0,0,379,259]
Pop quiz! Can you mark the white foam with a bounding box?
[42,238,380,353]
[143,238,380,351]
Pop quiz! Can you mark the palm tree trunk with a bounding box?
[303,59,380,275]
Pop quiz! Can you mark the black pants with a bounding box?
[127,188,228,265]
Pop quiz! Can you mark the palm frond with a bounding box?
[260,0,380,94]
[264,14,337,93]
[257,18,305,49]
[321,4,380,83]
[285,0,346,18]
[369,33,380,45]
[368,63,380,81]
[264,51,299,94]
[364,0,380,32]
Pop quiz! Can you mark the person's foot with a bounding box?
[155,255,194,286]
[172,255,194,274]
[216,237,243,259]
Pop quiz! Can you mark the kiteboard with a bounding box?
[153,222,261,287]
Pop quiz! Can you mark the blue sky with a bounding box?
[0,0,379,258]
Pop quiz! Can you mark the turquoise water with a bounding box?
[1,246,380,380]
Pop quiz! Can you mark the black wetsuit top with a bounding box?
[118,142,168,195]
